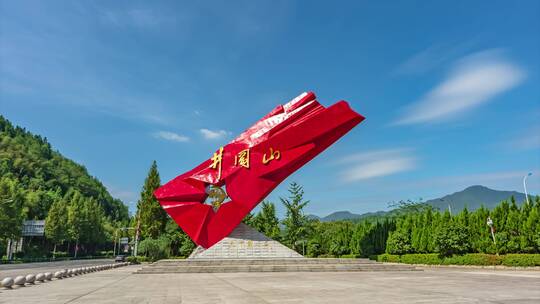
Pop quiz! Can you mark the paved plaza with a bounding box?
[1,265,539,303]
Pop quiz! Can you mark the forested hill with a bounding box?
[0,115,128,221]
[311,186,532,221]
[425,185,528,212]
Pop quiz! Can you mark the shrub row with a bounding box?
[373,253,540,267]
[126,256,152,264]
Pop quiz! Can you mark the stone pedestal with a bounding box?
[188,223,303,259]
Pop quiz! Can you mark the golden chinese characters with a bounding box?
[209,146,224,180]
[234,149,250,168]
[262,147,281,165]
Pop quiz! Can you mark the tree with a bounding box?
[386,230,412,255]
[137,161,167,239]
[281,182,310,253]
[253,201,281,240]
[434,221,471,257]
[67,191,85,258]
[0,177,24,241]
[44,196,68,257]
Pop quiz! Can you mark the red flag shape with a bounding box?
[154,92,365,248]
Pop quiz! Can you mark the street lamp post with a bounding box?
[486,217,496,245]
[523,172,532,205]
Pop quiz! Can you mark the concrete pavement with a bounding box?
[1,265,539,303]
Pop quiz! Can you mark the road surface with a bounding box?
[0,259,114,278]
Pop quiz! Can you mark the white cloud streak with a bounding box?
[200,128,229,140]
[100,9,160,28]
[394,49,526,125]
[339,149,416,182]
[508,125,540,151]
[153,131,190,142]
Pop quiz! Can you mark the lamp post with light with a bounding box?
[523,172,532,205]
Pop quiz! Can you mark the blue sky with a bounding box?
[1,1,539,217]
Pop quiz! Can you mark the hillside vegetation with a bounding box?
[0,115,128,258]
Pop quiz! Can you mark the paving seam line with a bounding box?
[63,270,133,304]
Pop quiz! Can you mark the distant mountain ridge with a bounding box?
[425,185,528,212]
[309,185,532,222]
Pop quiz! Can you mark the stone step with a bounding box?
[188,224,303,259]
[151,258,379,266]
[136,263,418,274]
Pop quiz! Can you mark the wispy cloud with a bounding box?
[401,170,539,192]
[338,149,416,182]
[393,49,526,125]
[153,131,190,142]
[394,42,474,75]
[200,128,229,140]
[507,125,540,151]
[100,9,160,28]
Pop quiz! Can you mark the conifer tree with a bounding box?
[281,182,310,253]
[137,161,166,239]
[253,201,281,240]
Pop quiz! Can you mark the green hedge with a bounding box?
[126,256,151,264]
[501,254,540,267]
[372,253,540,267]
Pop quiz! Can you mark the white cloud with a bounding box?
[153,131,190,142]
[100,9,160,28]
[339,149,416,182]
[394,49,526,125]
[394,42,474,75]
[507,125,540,151]
[200,128,229,140]
[401,170,539,192]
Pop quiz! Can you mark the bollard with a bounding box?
[25,274,36,284]
[36,273,46,282]
[14,276,26,286]
[45,272,53,281]
[2,277,14,289]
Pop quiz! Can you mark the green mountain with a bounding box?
[311,185,532,221]
[0,115,128,222]
[310,210,387,222]
[425,185,528,212]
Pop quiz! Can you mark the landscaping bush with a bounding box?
[317,254,336,258]
[501,254,540,267]
[442,253,501,266]
[126,256,151,264]
[137,236,171,261]
[401,254,441,265]
[376,253,400,263]
[340,254,359,258]
[373,253,540,267]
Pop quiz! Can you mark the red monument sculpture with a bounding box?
[154,92,365,248]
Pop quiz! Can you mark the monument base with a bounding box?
[188,223,303,259]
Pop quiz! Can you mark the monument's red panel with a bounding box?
[154,92,365,248]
